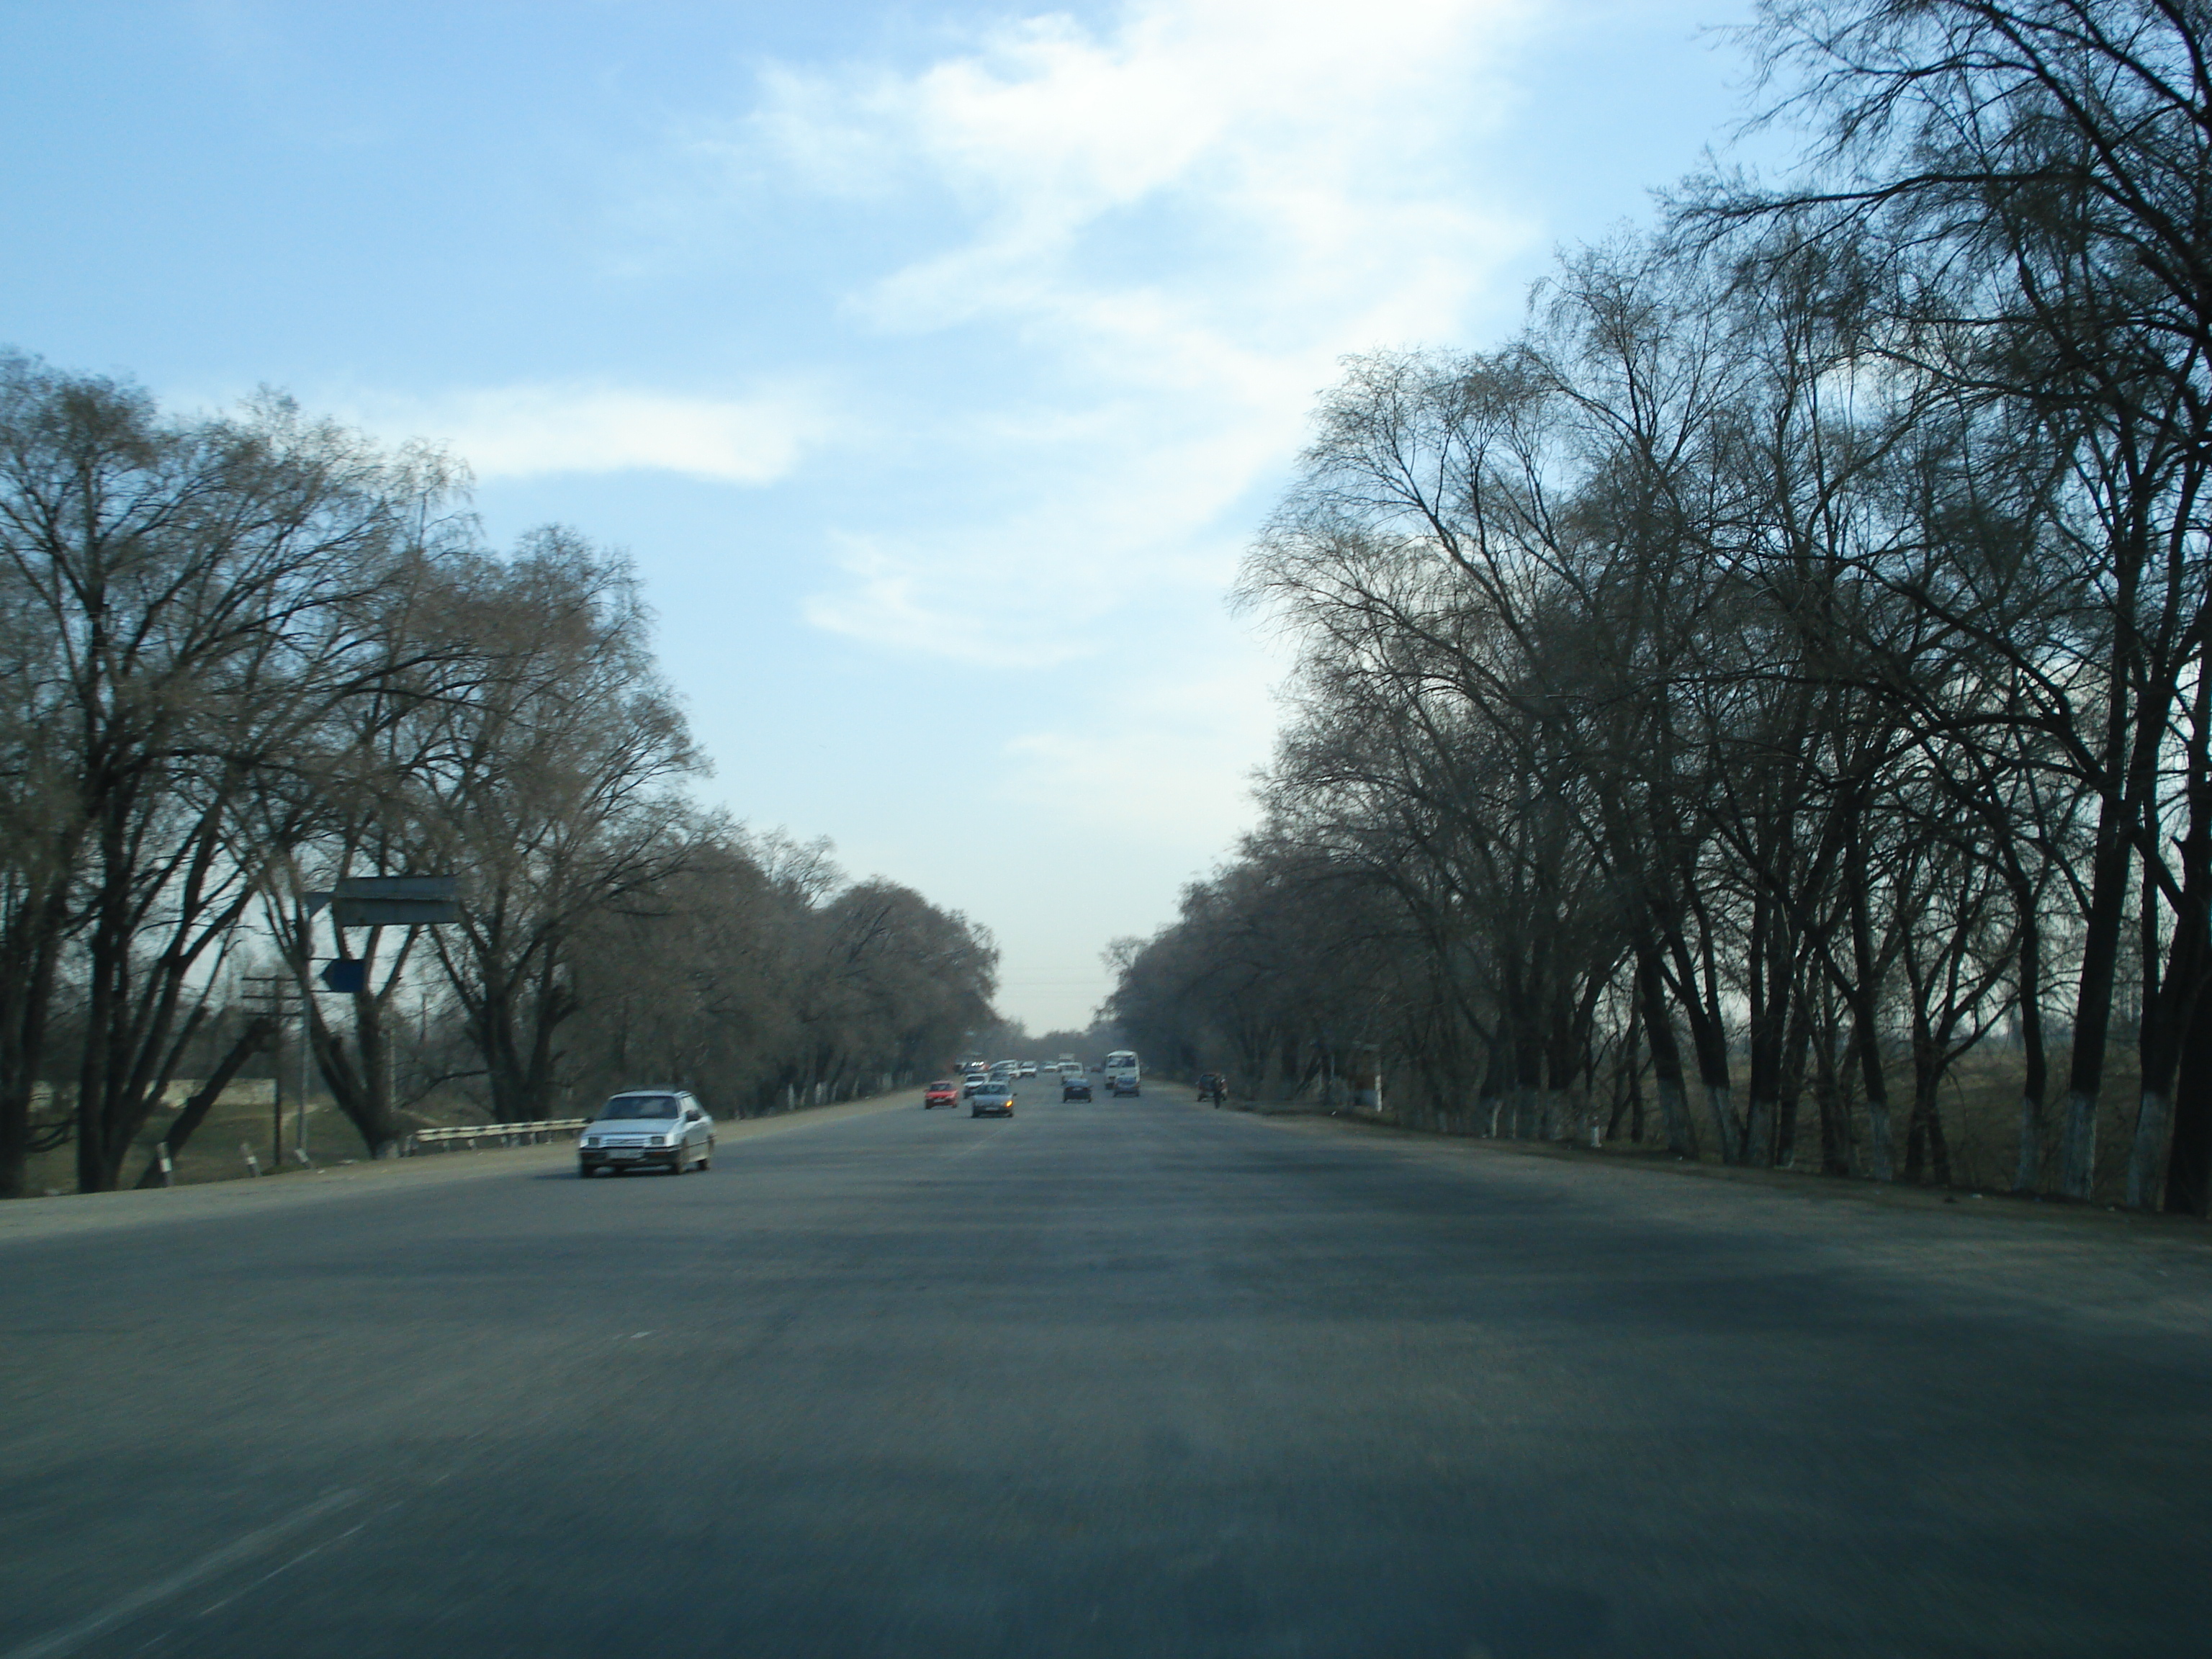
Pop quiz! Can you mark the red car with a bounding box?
[924,1079,961,1110]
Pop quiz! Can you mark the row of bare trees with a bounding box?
[0,356,997,1197]
[1111,0,2212,1212]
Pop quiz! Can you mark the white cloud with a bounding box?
[346,382,832,485]
[804,0,1533,342]
[729,0,1537,643]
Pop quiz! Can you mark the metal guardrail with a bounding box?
[404,1118,588,1155]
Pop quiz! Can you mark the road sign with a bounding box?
[318,958,369,994]
[325,876,459,928]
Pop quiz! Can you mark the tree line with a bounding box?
[1110,0,2212,1213]
[0,356,997,1197]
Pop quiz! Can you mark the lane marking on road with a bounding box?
[1,1490,361,1659]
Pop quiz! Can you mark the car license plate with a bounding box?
[609,1149,642,1160]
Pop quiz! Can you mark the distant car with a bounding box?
[925,1079,960,1109]
[963,1074,991,1098]
[1019,1061,1037,1076]
[970,1083,1016,1118]
[1061,1075,1092,1101]
[1109,1074,1139,1097]
[579,1090,714,1177]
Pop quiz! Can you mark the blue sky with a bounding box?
[0,0,1773,1032]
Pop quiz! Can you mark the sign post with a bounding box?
[298,876,461,1160]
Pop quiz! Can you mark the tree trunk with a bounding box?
[1637,940,1698,1156]
[1773,979,1813,1170]
[1842,801,1894,1181]
[2129,755,2212,1206]
[1667,926,1738,1162]
[1904,1020,1951,1187]
[132,1017,277,1188]
[2128,1087,2172,1208]
[1606,1006,1640,1143]
[1815,1011,1851,1177]
[1743,890,1789,1167]
[2060,757,2137,1198]
[2164,971,2212,1215]
[1853,1022,1894,1182]
[2012,880,2049,1194]
[0,878,71,1202]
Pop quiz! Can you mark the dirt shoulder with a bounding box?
[0,1089,922,1247]
[1232,1103,2212,1336]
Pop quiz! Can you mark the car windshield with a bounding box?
[598,1095,679,1120]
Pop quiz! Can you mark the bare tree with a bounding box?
[0,359,454,1191]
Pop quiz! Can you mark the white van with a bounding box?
[1102,1051,1141,1097]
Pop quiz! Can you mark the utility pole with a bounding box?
[241,975,298,1166]
[293,901,328,1161]
[297,941,313,1161]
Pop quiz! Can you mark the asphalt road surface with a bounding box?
[6,1085,2211,1658]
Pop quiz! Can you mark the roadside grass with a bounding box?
[1289,1108,2212,1244]
[21,1089,489,1195]
[1188,1043,2193,1219]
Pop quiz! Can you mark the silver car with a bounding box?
[970,1082,1016,1118]
[578,1090,715,1177]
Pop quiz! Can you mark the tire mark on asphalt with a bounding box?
[1,1490,361,1659]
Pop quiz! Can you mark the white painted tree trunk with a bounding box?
[1864,1100,1894,1182]
[2013,1094,2041,1192]
[1655,1079,1694,1156]
[1745,1097,1775,1167]
[2060,1089,2098,1198]
[2127,1089,2172,1210]
[1707,1085,1739,1165]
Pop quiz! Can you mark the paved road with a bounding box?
[5,1087,2211,1658]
